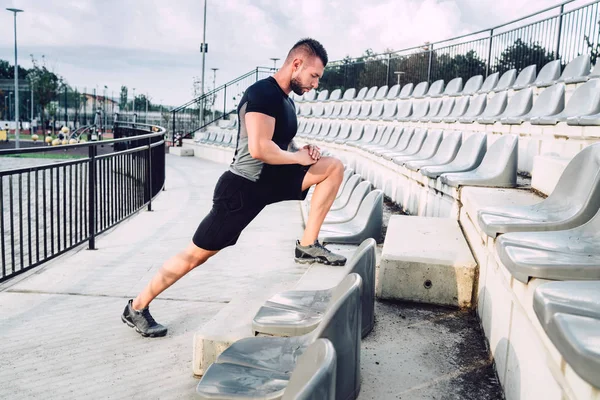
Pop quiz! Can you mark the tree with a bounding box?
[494,38,555,74]
[0,59,28,80]
[27,56,60,133]
[119,85,128,111]
[585,20,600,65]
[431,50,487,83]
[134,94,150,112]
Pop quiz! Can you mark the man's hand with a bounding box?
[296,147,319,166]
[303,144,321,161]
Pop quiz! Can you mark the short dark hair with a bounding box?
[288,38,328,67]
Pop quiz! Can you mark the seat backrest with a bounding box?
[341,181,372,215]
[438,98,456,117]
[474,134,518,175]
[303,121,314,135]
[560,54,591,81]
[355,87,369,101]
[442,132,487,169]
[444,77,463,95]
[351,190,384,227]
[529,83,565,118]
[347,123,364,141]
[312,103,325,118]
[449,96,470,117]
[403,128,428,154]
[344,237,377,336]
[396,100,413,119]
[482,91,508,117]
[495,69,517,91]
[375,86,388,100]
[386,84,401,99]
[337,123,351,140]
[427,79,445,97]
[348,102,362,118]
[398,83,414,99]
[426,99,443,117]
[336,174,362,204]
[431,131,462,162]
[304,90,317,102]
[514,64,537,88]
[323,103,335,117]
[479,72,499,92]
[282,339,337,400]
[462,75,483,95]
[563,79,600,118]
[328,122,341,139]
[535,60,561,85]
[361,125,377,143]
[317,90,330,102]
[358,102,372,117]
[370,102,385,119]
[376,125,393,146]
[412,100,430,119]
[339,102,352,118]
[329,89,342,101]
[365,86,378,100]
[342,88,356,101]
[382,102,397,119]
[418,129,443,157]
[394,127,414,151]
[504,87,533,117]
[464,93,487,117]
[543,143,600,214]
[412,81,429,98]
[385,127,403,149]
[319,122,331,138]
[311,121,323,136]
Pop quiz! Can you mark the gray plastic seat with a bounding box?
[477,72,499,93]
[323,181,373,224]
[457,94,488,123]
[442,96,470,123]
[367,102,385,120]
[420,132,487,179]
[300,104,312,117]
[382,128,426,160]
[493,69,517,92]
[560,54,591,84]
[495,208,600,282]
[535,60,562,88]
[319,190,384,245]
[440,134,517,188]
[325,122,341,142]
[347,103,362,119]
[532,79,600,125]
[501,83,564,125]
[327,89,342,102]
[358,127,384,149]
[202,274,362,400]
[479,88,532,124]
[425,79,444,97]
[356,103,372,120]
[394,100,412,120]
[398,83,414,99]
[330,174,362,211]
[478,143,600,237]
[374,86,388,100]
[364,86,378,100]
[411,81,429,98]
[282,339,337,400]
[405,131,462,171]
[439,77,463,97]
[304,90,317,102]
[362,126,393,151]
[430,97,455,122]
[197,339,336,400]
[335,123,363,145]
[355,87,369,101]
[341,88,356,101]
[381,101,398,121]
[253,239,376,338]
[348,125,376,147]
[402,100,429,122]
[393,130,442,166]
[329,123,351,143]
[386,84,401,99]
[370,127,404,155]
[533,281,600,388]
[454,75,483,97]
[421,98,443,121]
[512,64,537,90]
[469,91,508,124]
[316,90,330,102]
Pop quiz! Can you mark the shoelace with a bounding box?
[313,241,333,254]
[141,308,158,326]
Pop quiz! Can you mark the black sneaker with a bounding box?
[121,299,168,337]
[295,240,347,266]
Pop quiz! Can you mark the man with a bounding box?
[122,38,346,337]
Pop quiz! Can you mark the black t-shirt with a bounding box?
[229,77,298,182]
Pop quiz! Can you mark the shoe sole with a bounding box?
[294,257,345,266]
[121,315,167,338]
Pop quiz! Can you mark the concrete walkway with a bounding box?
[0,154,503,399]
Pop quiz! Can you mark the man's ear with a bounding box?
[292,58,303,72]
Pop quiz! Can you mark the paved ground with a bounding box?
[0,154,503,399]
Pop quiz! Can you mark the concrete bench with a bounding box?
[376,215,477,308]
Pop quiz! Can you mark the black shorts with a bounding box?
[192,164,310,251]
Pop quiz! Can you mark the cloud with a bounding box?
[0,0,570,106]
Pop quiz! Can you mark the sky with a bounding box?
[0,0,569,108]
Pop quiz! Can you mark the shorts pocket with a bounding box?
[213,174,245,213]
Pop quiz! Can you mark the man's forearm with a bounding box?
[252,140,300,165]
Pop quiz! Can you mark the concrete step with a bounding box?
[376,215,477,308]
[531,154,569,196]
[168,146,194,156]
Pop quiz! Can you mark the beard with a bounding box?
[290,77,309,96]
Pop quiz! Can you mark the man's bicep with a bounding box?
[245,112,275,154]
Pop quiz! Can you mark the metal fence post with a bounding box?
[555,4,565,60]
[224,84,227,117]
[427,44,434,83]
[386,53,391,87]
[88,144,97,250]
[147,137,153,212]
[486,29,494,77]
[171,110,176,145]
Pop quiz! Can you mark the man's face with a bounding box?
[290,56,324,96]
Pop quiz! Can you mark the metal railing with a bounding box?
[320,0,600,91]
[0,122,166,282]
[170,67,273,145]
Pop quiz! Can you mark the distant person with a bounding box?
[122,38,346,337]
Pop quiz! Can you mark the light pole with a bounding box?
[29,78,33,132]
[211,67,218,120]
[199,0,208,133]
[9,93,12,121]
[7,8,23,148]
[394,71,405,86]
[145,92,149,124]
[103,85,107,131]
[270,57,280,71]
[132,87,136,122]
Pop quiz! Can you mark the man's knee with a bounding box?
[182,243,219,270]
[328,158,344,183]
